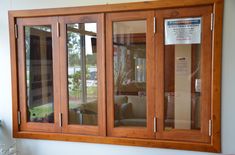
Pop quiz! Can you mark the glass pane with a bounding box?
[67,23,98,126]
[25,25,54,123]
[113,20,147,127]
[164,44,201,131]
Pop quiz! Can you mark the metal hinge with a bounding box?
[209,119,212,136]
[14,24,18,39]
[211,13,214,31]
[154,17,156,34]
[57,22,60,37]
[59,113,63,127]
[154,116,157,132]
[17,111,21,125]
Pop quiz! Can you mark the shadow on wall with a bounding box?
[0,120,12,143]
[0,120,19,155]
[16,140,35,155]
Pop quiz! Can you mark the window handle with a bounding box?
[59,113,62,127]
[154,117,157,133]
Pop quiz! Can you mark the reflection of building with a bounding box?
[26,27,53,109]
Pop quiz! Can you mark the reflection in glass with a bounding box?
[67,23,98,125]
[25,25,54,123]
[113,20,147,127]
[164,44,201,131]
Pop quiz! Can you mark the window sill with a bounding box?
[14,131,220,152]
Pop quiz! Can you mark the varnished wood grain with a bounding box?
[9,13,19,136]
[9,0,223,152]
[14,131,220,152]
[106,11,155,139]
[155,5,213,143]
[59,14,106,136]
[210,0,224,152]
[16,17,61,133]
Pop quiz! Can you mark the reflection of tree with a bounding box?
[67,25,96,67]
[69,67,91,99]
[69,71,81,97]
[114,62,132,94]
[86,54,96,66]
[68,53,80,67]
[67,28,81,67]
[67,24,97,100]
[114,46,132,94]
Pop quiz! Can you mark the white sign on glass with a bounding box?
[175,57,189,76]
[165,17,201,45]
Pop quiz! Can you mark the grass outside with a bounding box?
[29,86,97,119]
[29,104,53,119]
[29,102,82,119]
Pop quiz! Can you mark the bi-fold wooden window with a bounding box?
[16,14,105,136]
[10,0,223,152]
[106,6,212,143]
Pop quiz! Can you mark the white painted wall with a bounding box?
[0,0,234,154]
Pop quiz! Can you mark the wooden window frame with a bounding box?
[9,0,223,152]
[106,10,155,139]
[155,5,212,143]
[16,17,61,133]
[59,14,106,136]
